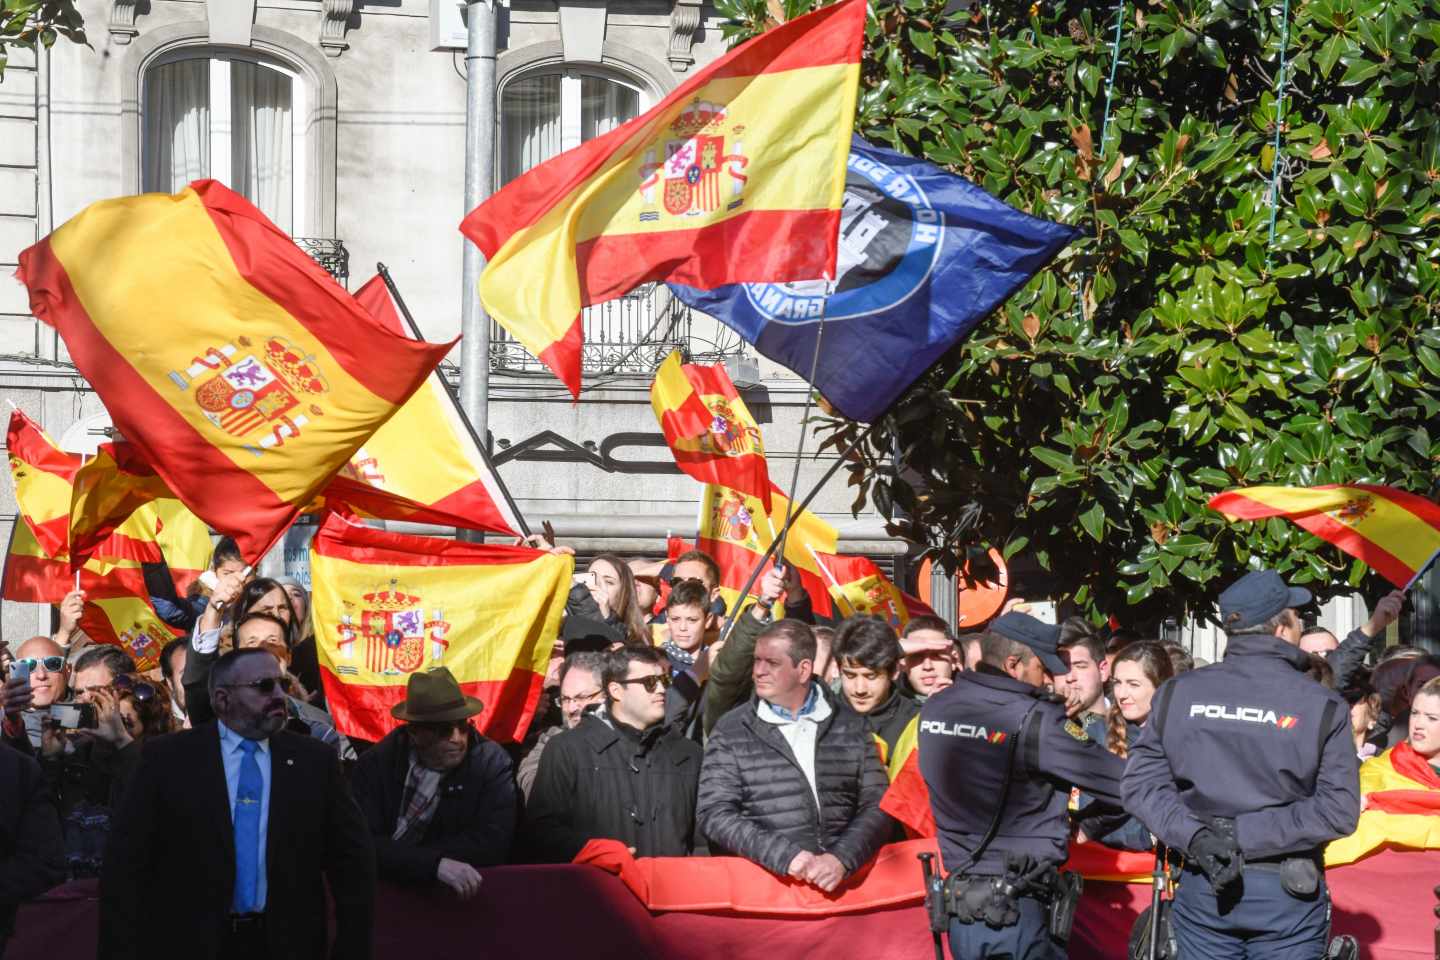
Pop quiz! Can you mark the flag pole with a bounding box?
[773,281,835,571]
[376,262,533,539]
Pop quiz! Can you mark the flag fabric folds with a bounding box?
[338,276,524,536]
[668,137,1082,422]
[460,0,866,397]
[68,441,174,570]
[1209,484,1440,588]
[7,409,79,560]
[810,550,936,627]
[1325,741,1440,867]
[17,180,455,564]
[309,512,572,744]
[652,352,771,510]
[2,520,147,604]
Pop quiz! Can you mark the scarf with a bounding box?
[662,640,697,669]
[392,755,445,842]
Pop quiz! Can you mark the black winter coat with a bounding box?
[841,687,920,762]
[697,686,892,878]
[523,712,702,862]
[348,726,517,885]
[0,742,66,940]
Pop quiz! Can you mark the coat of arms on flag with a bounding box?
[332,578,451,677]
[639,100,750,221]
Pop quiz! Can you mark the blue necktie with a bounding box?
[232,739,263,914]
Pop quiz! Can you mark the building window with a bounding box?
[142,54,309,234]
[500,71,641,184]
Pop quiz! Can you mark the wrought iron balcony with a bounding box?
[294,237,350,286]
[489,283,749,376]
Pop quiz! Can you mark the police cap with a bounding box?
[1218,569,1312,631]
[990,612,1068,676]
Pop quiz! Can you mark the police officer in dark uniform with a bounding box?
[919,612,1126,959]
[1123,569,1361,959]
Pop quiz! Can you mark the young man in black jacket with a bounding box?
[348,667,517,900]
[524,645,702,861]
[832,616,919,761]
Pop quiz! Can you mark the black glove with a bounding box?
[1188,826,1243,892]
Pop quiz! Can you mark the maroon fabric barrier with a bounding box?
[9,850,1436,960]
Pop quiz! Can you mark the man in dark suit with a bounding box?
[99,648,374,960]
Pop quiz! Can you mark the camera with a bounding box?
[49,701,98,730]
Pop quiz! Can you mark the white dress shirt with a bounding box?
[217,719,272,910]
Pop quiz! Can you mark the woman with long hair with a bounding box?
[1078,641,1176,850]
[566,554,650,646]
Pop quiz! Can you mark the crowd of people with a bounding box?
[0,532,1437,959]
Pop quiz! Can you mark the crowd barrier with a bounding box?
[8,842,1435,959]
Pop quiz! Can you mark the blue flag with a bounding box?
[667,137,1081,422]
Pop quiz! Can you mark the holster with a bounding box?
[945,874,1021,929]
[1047,870,1083,943]
[1325,935,1359,960]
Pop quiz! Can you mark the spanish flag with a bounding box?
[68,441,174,570]
[652,351,771,509]
[698,481,836,617]
[79,595,185,672]
[1326,741,1440,867]
[309,511,572,744]
[810,550,936,628]
[16,181,455,564]
[2,520,147,604]
[460,0,866,396]
[335,275,525,535]
[1209,484,1440,588]
[7,409,78,560]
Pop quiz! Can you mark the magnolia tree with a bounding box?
[718,0,1440,623]
[0,0,86,76]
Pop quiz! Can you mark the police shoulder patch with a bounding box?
[1062,719,1091,743]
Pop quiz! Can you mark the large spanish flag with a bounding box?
[460,0,866,396]
[811,550,936,628]
[652,352,771,510]
[1209,484,1440,588]
[2,520,147,604]
[16,181,455,563]
[1326,741,1440,867]
[335,275,525,535]
[309,511,572,744]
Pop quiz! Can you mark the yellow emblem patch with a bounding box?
[1063,719,1091,743]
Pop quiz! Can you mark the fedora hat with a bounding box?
[390,666,485,723]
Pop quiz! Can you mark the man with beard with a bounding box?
[100,649,374,960]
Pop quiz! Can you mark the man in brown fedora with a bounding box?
[349,667,518,900]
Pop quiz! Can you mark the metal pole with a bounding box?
[460,0,497,447]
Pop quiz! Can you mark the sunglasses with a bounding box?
[616,673,672,694]
[113,674,159,703]
[222,677,281,695]
[20,656,66,673]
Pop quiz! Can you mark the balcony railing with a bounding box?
[294,237,350,287]
[489,283,749,376]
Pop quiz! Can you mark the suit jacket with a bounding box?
[98,723,375,960]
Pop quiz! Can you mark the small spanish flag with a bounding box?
[652,352,771,510]
[1326,741,1440,867]
[2,520,147,604]
[460,0,866,396]
[17,181,455,564]
[68,441,174,571]
[1208,484,1440,588]
[810,550,936,628]
[697,481,836,617]
[79,595,185,672]
[337,275,525,536]
[7,409,78,560]
[309,512,572,744]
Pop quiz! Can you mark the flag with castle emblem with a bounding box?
[459,0,865,397]
[697,481,836,618]
[16,181,456,563]
[309,511,572,744]
[652,351,771,510]
[809,550,936,629]
[1209,484,1440,588]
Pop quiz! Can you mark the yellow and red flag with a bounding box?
[79,595,185,672]
[309,512,572,744]
[2,520,148,603]
[332,276,525,535]
[652,352,771,510]
[698,481,836,617]
[1209,484,1440,588]
[1326,741,1440,867]
[459,0,866,396]
[68,441,174,570]
[811,550,936,628]
[16,181,455,564]
[7,409,80,559]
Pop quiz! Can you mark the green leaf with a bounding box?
[1079,502,1105,542]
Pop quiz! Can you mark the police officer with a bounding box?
[919,612,1125,959]
[1123,569,1361,959]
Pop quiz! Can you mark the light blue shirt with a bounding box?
[218,719,271,911]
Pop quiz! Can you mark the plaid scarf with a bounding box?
[392,755,444,842]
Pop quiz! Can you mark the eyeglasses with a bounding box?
[222,677,281,694]
[558,689,603,708]
[113,674,158,703]
[19,656,65,673]
[615,673,672,694]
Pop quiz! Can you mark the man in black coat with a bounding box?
[524,646,702,861]
[349,667,517,899]
[99,649,374,960]
[0,740,67,957]
[698,620,891,893]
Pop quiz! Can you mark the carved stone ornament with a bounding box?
[319,0,355,57]
[109,0,140,44]
[668,0,701,71]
